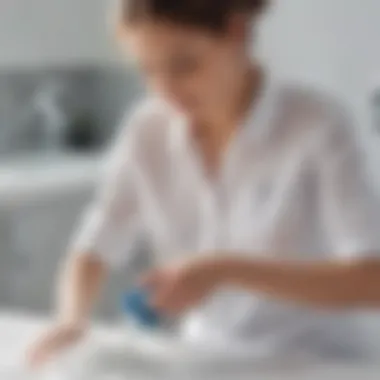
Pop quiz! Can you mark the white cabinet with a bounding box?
[4,192,90,312]
[0,0,116,67]
[0,155,98,313]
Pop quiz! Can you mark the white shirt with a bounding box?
[72,76,380,360]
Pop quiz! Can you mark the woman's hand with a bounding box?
[26,253,106,369]
[141,256,224,315]
[27,323,85,369]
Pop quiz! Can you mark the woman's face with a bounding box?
[120,21,246,118]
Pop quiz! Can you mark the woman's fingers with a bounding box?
[28,331,56,369]
[139,269,175,311]
[27,325,83,369]
[151,284,174,310]
[139,269,163,288]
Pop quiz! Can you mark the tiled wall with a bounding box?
[0,65,144,155]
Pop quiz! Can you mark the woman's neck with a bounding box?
[190,62,263,177]
[193,62,263,142]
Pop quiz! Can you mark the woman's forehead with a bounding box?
[123,22,223,58]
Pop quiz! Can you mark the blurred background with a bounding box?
[1,0,380,348]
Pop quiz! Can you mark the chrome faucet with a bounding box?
[32,80,69,152]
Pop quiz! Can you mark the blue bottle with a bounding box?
[121,287,161,329]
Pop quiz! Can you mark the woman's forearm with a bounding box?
[217,256,380,309]
[56,252,108,327]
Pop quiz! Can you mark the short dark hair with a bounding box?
[120,0,269,33]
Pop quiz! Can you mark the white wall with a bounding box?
[261,0,379,105]
[260,0,380,184]
[0,0,116,67]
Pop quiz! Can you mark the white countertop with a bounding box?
[0,153,102,204]
[1,311,380,380]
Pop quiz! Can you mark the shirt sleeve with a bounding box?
[317,109,380,258]
[69,114,143,268]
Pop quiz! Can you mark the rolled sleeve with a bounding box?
[318,113,380,258]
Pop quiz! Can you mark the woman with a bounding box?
[29,0,380,367]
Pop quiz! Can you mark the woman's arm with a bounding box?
[215,256,380,309]
[28,112,143,368]
[27,252,107,368]
[56,252,108,327]
[143,255,380,315]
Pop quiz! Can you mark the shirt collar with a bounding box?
[239,69,278,144]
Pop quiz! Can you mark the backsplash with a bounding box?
[0,65,144,155]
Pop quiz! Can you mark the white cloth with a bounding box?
[72,76,380,360]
